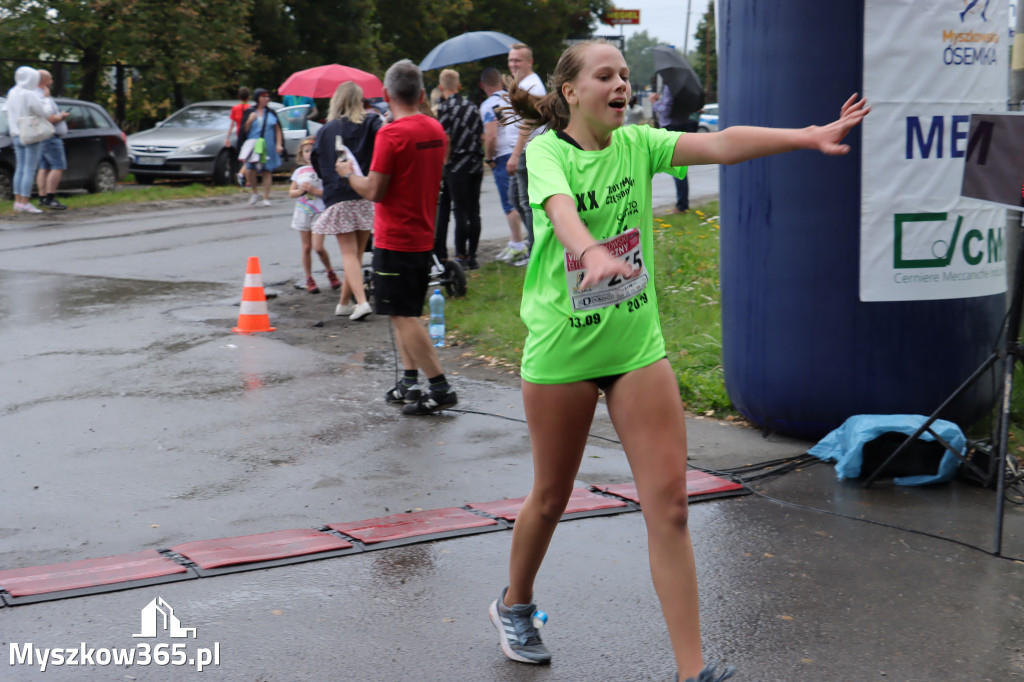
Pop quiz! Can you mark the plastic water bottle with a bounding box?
[429,289,445,347]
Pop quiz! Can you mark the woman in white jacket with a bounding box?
[6,66,62,213]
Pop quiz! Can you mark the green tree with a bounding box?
[245,0,383,97]
[0,0,256,127]
[462,0,611,88]
[690,2,717,103]
[623,30,660,91]
[404,0,612,103]
[0,0,132,100]
[123,1,255,112]
[377,0,472,69]
[0,0,618,130]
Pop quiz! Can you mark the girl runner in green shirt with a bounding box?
[488,40,868,681]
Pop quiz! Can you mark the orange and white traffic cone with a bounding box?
[233,256,276,334]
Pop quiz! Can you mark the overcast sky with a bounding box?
[596,0,714,54]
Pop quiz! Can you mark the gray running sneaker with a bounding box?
[677,662,737,682]
[488,587,551,664]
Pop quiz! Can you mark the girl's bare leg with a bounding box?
[506,380,599,606]
[605,359,702,679]
[338,281,354,308]
[311,233,333,273]
[337,231,368,306]
[260,171,272,200]
[300,231,313,278]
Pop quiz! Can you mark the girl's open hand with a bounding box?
[810,94,870,156]
[577,247,636,291]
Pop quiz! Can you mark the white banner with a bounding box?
[861,0,1010,301]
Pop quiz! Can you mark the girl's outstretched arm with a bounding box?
[545,194,635,290]
[672,94,870,167]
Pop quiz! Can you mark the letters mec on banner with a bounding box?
[860,0,1009,301]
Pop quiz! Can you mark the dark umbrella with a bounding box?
[419,31,522,71]
[650,45,704,116]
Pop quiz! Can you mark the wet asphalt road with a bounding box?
[0,167,718,567]
[2,166,1024,681]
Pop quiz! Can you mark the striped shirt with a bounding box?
[437,93,483,174]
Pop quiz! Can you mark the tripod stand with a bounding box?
[862,223,1024,556]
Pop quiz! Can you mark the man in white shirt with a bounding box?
[505,43,546,266]
[36,70,70,210]
[479,67,526,262]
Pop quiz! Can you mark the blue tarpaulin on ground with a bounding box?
[808,414,965,486]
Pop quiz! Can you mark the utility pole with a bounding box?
[704,17,712,101]
[683,0,693,56]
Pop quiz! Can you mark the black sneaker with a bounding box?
[385,382,421,404]
[43,197,68,210]
[402,388,457,415]
[488,586,551,664]
[466,257,479,270]
[676,663,737,682]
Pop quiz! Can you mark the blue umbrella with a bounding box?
[419,31,522,71]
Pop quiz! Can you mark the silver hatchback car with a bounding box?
[127,100,320,185]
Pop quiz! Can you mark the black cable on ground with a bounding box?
[692,460,1024,564]
[449,408,624,446]
[385,333,1024,562]
[456,405,1024,563]
[387,317,400,387]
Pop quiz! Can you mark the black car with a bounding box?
[0,96,130,200]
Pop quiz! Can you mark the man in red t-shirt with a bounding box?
[336,59,456,416]
[224,86,250,151]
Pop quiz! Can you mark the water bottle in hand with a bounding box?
[429,289,445,347]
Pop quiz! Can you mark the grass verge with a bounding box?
[447,201,1024,457]
[1,178,255,213]
[446,202,734,417]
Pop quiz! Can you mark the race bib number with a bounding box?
[565,228,648,312]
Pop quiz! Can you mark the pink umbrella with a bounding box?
[278,64,384,99]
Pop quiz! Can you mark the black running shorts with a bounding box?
[372,247,432,317]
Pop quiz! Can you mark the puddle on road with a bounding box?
[0,270,223,324]
[371,544,438,585]
[339,349,390,369]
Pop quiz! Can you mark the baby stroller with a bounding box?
[360,237,467,302]
[429,255,467,298]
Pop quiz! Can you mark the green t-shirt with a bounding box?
[520,125,686,384]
